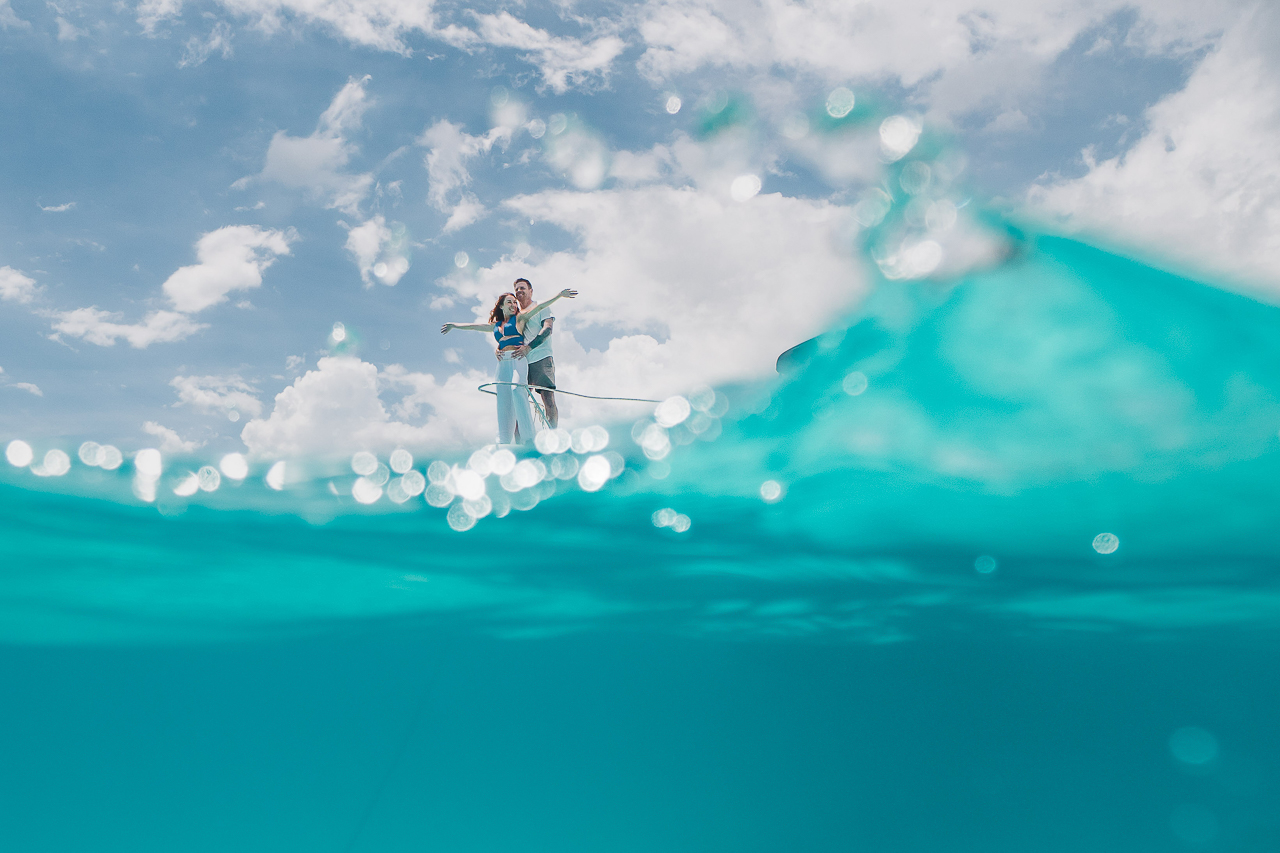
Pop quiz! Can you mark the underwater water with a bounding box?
[3,227,1280,851]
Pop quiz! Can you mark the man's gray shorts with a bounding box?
[527,356,555,391]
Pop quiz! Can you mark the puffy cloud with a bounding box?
[1028,6,1280,288]
[213,0,466,55]
[0,0,28,29]
[50,308,207,349]
[170,374,264,418]
[162,225,295,313]
[344,215,410,286]
[0,266,38,304]
[8,382,42,397]
[249,76,376,215]
[136,0,182,34]
[179,21,234,67]
[142,421,205,454]
[240,356,491,457]
[418,119,509,228]
[473,12,625,93]
[55,16,87,41]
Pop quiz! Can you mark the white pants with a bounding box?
[496,355,537,445]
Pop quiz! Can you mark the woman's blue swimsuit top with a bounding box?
[493,315,524,349]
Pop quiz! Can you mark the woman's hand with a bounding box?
[559,289,578,299]
[440,323,453,334]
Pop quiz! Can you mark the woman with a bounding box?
[441,287,577,445]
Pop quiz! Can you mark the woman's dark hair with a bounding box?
[488,292,517,325]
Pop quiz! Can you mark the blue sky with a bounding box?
[1,0,1276,460]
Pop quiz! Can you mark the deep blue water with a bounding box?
[2,226,1279,850]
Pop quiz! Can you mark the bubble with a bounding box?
[369,463,391,487]
[227,410,241,422]
[386,478,410,504]
[586,425,609,450]
[665,95,682,114]
[173,473,200,497]
[489,448,516,475]
[527,119,546,139]
[425,483,453,507]
[351,451,378,476]
[468,448,495,477]
[427,460,451,483]
[974,555,998,574]
[853,188,892,227]
[134,448,162,480]
[352,477,382,504]
[1170,805,1218,846]
[513,459,541,489]
[760,480,783,502]
[265,461,287,491]
[652,508,677,527]
[926,199,958,231]
[196,465,220,491]
[842,371,869,396]
[781,114,809,140]
[899,161,932,195]
[447,501,476,531]
[879,115,921,161]
[1092,532,1120,554]
[462,495,492,519]
[652,396,689,428]
[99,445,123,470]
[671,514,691,533]
[331,322,347,342]
[550,454,579,480]
[454,251,469,268]
[640,424,671,460]
[547,114,567,135]
[78,441,103,467]
[1170,727,1218,765]
[578,455,611,492]
[490,85,509,107]
[688,386,716,412]
[389,448,413,474]
[220,453,248,480]
[730,174,762,202]
[400,469,426,496]
[535,429,560,454]
[42,449,71,476]
[6,440,33,467]
[373,262,388,279]
[825,87,855,118]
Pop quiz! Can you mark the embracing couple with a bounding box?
[441,277,577,446]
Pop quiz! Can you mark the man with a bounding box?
[504,277,561,429]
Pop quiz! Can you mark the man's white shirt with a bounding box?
[523,306,553,363]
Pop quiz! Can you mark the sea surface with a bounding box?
[2,226,1279,851]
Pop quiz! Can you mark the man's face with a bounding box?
[514,281,532,306]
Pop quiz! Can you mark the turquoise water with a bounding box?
[3,227,1279,850]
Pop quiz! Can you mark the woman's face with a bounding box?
[501,295,519,318]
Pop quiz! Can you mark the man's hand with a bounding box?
[498,344,531,360]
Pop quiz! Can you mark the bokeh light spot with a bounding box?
[454,251,469,268]
[6,440,33,468]
[220,453,248,480]
[760,480,783,502]
[825,87,855,118]
[1093,532,1120,554]
[842,371,869,396]
[665,95,681,114]
[351,451,377,476]
[1170,727,1219,765]
[730,174,762,202]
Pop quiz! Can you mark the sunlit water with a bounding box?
[3,227,1279,851]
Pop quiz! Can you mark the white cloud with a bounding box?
[473,12,625,93]
[9,382,42,397]
[1,0,30,29]
[136,0,182,34]
[213,0,469,55]
[0,266,38,304]
[418,119,510,226]
[171,374,264,418]
[39,201,75,212]
[179,21,234,68]
[1028,6,1280,288]
[55,16,86,41]
[50,308,208,348]
[161,225,294,313]
[240,356,491,457]
[344,215,410,286]
[142,421,205,454]
[250,76,376,215]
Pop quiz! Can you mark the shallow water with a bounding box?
[2,226,1279,850]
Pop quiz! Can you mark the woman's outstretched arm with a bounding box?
[517,289,577,330]
[440,322,493,334]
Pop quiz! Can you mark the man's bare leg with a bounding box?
[538,390,558,428]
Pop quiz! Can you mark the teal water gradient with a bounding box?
[2,228,1279,850]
